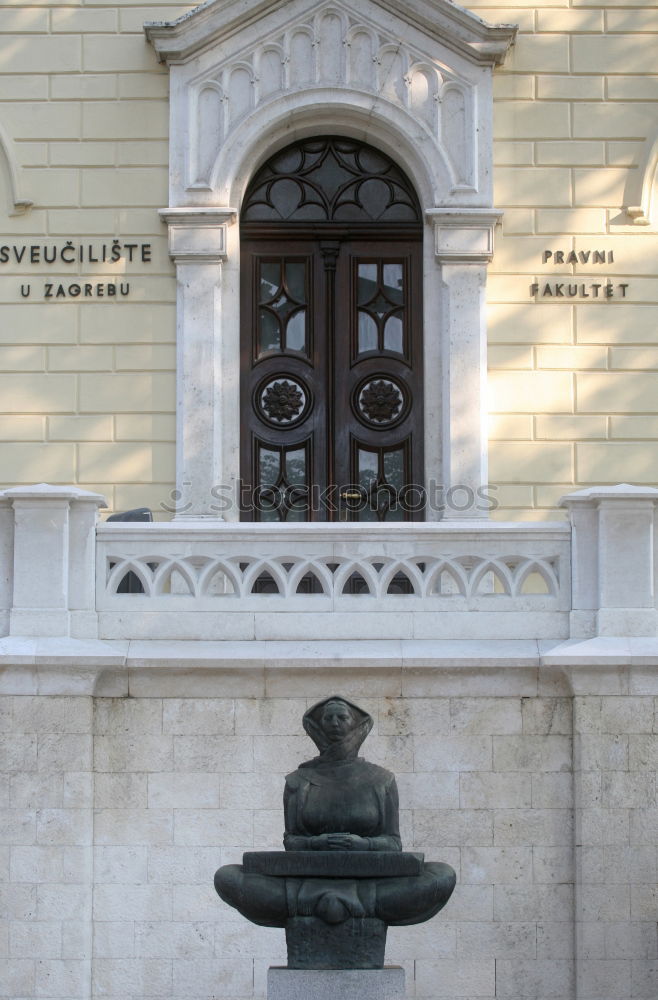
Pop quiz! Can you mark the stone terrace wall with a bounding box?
[1,687,653,1000]
[572,693,658,1000]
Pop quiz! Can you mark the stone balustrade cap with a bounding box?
[559,483,658,507]
[0,483,107,505]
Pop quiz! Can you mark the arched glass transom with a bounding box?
[242,136,423,225]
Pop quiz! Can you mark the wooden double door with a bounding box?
[239,137,424,522]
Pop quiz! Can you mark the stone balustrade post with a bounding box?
[2,483,106,638]
[427,209,502,520]
[561,484,658,637]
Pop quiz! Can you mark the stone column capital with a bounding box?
[426,208,503,263]
[159,207,237,263]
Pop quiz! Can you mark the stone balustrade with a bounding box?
[94,519,572,642]
[0,483,656,643]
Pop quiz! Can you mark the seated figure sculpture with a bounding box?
[215,696,456,969]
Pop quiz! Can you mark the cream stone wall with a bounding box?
[0,2,193,518]
[0,0,658,518]
[476,0,658,519]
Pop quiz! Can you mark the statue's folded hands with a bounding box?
[310,834,371,851]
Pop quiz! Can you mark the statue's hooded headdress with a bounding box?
[300,695,373,767]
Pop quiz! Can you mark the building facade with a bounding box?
[1,1,658,999]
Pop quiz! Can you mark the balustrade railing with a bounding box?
[94,521,572,640]
[2,484,657,643]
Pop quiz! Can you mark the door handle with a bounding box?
[340,491,363,500]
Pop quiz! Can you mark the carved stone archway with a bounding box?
[147,0,516,519]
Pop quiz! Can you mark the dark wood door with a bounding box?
[239,137,423,522]
[333,241,423,522]
[240,241,327,522]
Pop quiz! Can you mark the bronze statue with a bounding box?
[215,696,456,968]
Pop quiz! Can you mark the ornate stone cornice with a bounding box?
[145,0,517,67]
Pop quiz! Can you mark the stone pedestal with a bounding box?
[267,966,405,1000]
[285,916,386,970]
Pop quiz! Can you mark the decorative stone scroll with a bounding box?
[0,121,33,216]
[626,130,658,226]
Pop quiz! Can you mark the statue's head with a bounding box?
[319,699,355,742]
[302,695,373,760]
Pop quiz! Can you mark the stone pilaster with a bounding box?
[160,208,237,519]
[427,210,502,520]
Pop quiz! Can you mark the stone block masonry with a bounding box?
[0,685,655,999]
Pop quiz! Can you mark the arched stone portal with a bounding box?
[147,0,516,520]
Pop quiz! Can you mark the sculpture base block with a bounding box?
[244,851,424,877]
[268,966,405,1000]
[285,916,386,969]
